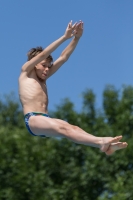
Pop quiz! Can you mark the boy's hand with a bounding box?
[64,21,78,39]
[75,20,83,39]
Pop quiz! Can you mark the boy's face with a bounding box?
[35,59,52,80]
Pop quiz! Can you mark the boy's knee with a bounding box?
[54,120,80,138]
[58,124,72,137]
[71,125,80,131]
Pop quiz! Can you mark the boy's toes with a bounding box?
[105,142,128,155]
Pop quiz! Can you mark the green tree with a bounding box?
[0,86,132,200]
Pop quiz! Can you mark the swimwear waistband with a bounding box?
[24,112,49,118]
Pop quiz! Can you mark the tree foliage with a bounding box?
[0,86,133,200]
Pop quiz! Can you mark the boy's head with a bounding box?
[27,47,53,81]
[27,46,53,62]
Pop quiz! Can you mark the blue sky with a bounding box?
[0,0,133,112]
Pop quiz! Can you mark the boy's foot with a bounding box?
[100,136,123,152]
[105,142,128,155]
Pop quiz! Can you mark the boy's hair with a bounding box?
[27,46,53,62]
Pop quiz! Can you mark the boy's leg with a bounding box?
[29,116,127,153]
[54,119,127,154]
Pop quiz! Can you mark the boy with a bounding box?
[19,20,127,155]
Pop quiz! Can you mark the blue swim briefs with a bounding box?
[24,112,49,137]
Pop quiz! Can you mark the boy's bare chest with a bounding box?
[29,78,48,95]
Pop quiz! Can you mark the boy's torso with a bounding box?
[19,69,49,115]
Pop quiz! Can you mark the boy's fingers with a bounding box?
[67,23,70,29]
[77,21,83,29]
[81,22,84,29]
[76,22,82,26]
[70,20,72,27]
[78,22,83,29]
[67,20,83,32]
[68,23,71,28]
[67,20,72,28]
[72,30,77,36]
[75,22,82,30]
[72,22,78,29]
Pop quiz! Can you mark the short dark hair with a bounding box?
[27,46,53,62]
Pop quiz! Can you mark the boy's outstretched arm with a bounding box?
[47,21,84,79]
[21,21,77,73]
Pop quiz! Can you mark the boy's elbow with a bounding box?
[61,55,69,62]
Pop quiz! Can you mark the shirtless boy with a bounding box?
[19,20,127,155]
